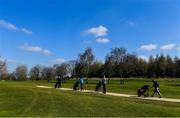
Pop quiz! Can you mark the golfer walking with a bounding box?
[151,80,162,98]
[102,75,107,94]
[79,76,84,91]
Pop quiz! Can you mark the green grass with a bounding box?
[0,79,180,117]
[40,78,180,99]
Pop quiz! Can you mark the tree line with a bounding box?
[0,47,180,81]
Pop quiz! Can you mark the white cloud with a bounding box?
[51,58,66,64]
[85,25,108,37]
[0,19,33,34]
[0,19,17,30]
[21,28,33,34]
[20,43,42,52]
[96,38,110,44]
[20,43,52,56]
[140,44,157,51]
[160,43,176,50]
[42,49,52,56]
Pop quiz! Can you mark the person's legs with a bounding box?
[59,82,62,88]
[80,84,83,90]
[152,87,162,97]
[56,83,59,88]
[156,87,162,98]
[152,88,156,97]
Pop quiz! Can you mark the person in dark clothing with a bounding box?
[54,82,58,88]
[151,80,162,98]
[54,77,62,88]
[102,75,107,94]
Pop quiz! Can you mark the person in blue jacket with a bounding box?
[79,75,84,91]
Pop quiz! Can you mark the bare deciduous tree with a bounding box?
[75,48,95,77]
[15,65,28,80]
[42,67,54,82]
[0,57,8,79]
[29,65,42,80]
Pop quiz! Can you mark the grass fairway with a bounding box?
[44,78,180,99]
[0,79,180,117]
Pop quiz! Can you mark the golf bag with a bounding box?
[95,81,102,91]
[73,81,79,90]
[137,85,150,97]
[54,82,61,88]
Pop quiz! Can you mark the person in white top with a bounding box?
[102,75,107,94]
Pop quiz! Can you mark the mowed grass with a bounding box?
[0,79,180,117]
[41,78,180,99]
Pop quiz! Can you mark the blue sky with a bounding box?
[0,0,180,72]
